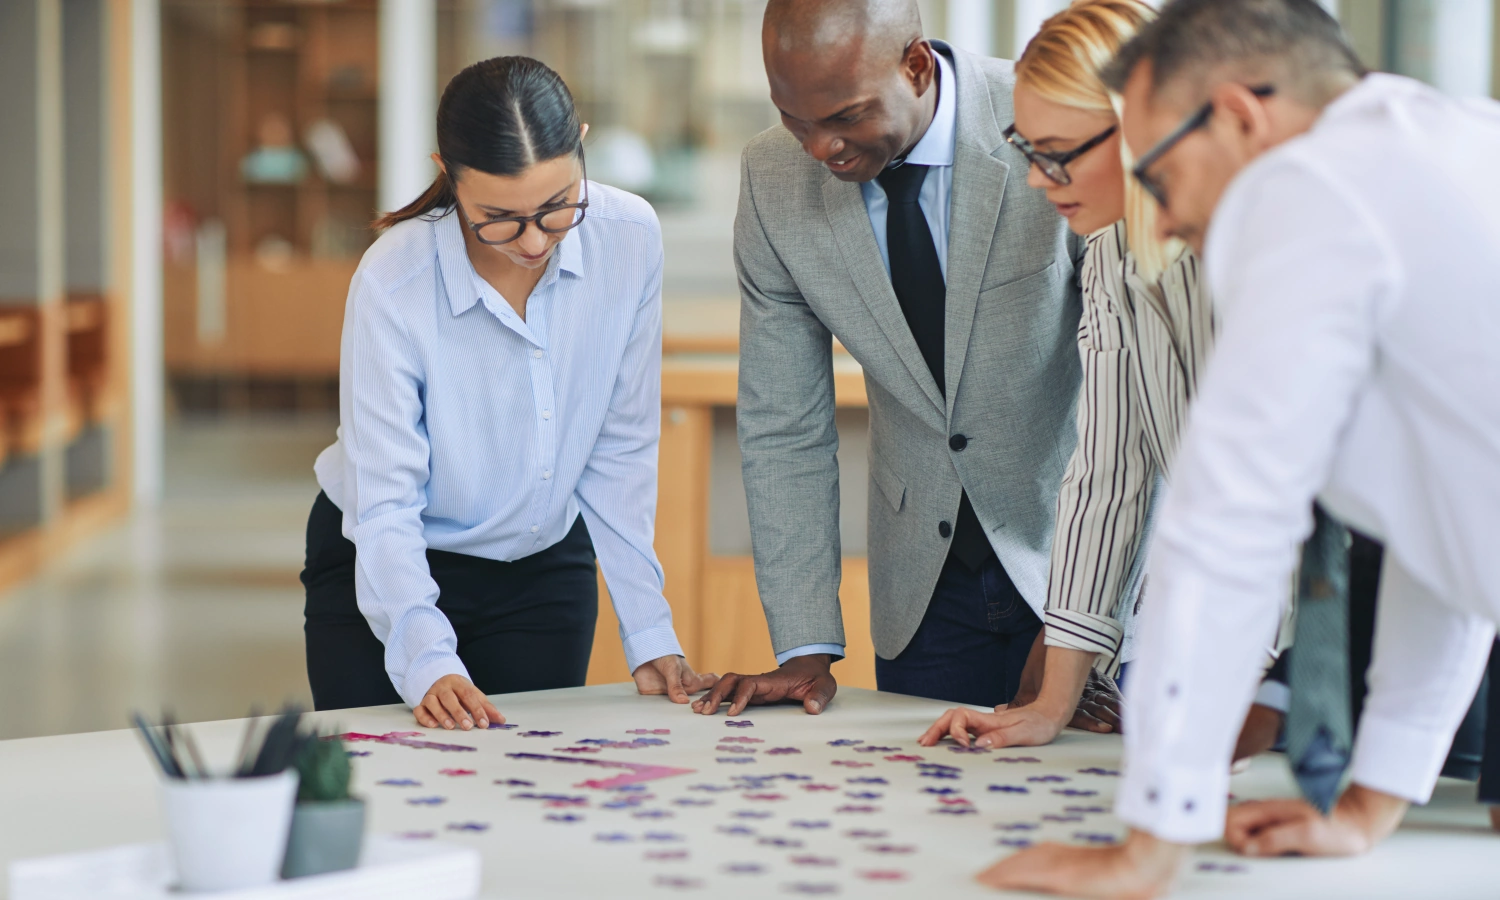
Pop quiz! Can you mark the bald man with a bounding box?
[693,0,1104,719]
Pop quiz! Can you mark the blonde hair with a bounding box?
[1016,0,1183,279]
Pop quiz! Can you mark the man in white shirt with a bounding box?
[980,0,1500,896]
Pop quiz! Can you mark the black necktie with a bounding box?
[877,163,992,571]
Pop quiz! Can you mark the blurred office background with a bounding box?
[0,0,1496,740]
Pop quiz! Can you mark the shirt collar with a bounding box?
[435,206,585,319]
[902,49,956,168]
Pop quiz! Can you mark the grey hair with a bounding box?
[1101,0,1366,108]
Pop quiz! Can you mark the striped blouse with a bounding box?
[1043,222,1215,673]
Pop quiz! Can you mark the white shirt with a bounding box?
[777,47,959,667]
[314,183,684,708]
[1116,74,1500,844]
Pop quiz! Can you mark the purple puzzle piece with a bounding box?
[1027,775,1068,783]
[346,750,372,757]
[1043,814,1085,823]
[988,785,1029,794]
[718,757,757,765]
[846,777,888,785]
[757,836,804,848]
[766,747,802,755]
[406,796,446,806]
[673,798,714,807]
[446,822,489,832]
[844,791,882,800]
[1077,767,1121,776]
[488,722,518,730]
[1053,789,1099,797]
[863,844,916,855]
[931,807,977,815]
[922,786,960,795]
[997,838,1034,849]
[689,784,733,792]
[835,805,879,814]
[789,855,839,867]
[724,862,766,875]
[1065,805,1109,814]
[843,829,888,839]
[634,809,674,819]
[717,825,755,836]
[827,739,863,747]
[791,820,831,829]
[1072,832,1119,844]
[546,813,584,823]
[377,778,421,787]
[994,822,1040,832]
[646,850,690,861]
[644,832,684,843]
[726,720,755,728]
[732,809,773,819]
[495,778,535,787]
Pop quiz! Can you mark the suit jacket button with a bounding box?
[938,521,952,538]
[949,434,968,451]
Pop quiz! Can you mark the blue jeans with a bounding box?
[874,551,1042,708]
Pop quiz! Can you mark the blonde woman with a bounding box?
[918,0,1289,757]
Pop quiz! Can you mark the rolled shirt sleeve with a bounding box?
[1045,227,1157,672]
[1116,158,1392,844]
[573,227,685,674]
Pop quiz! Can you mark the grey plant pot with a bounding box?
[281,798,366,879]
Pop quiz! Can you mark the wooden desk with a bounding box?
[586,334,878,688]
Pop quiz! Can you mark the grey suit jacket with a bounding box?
[734,43,1084,661]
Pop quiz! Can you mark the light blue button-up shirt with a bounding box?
[314,182,683,707]
[776,49,959,667]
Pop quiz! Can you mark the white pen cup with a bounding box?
[160,770,299,893]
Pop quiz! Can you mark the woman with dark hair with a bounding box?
[302,56,716,730]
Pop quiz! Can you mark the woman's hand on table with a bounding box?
[633,655,719,703]
[415,674,505,731]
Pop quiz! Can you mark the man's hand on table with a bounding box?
[918,644,1120,749]
[977,828,1188,899]
[1225,784,1409,858]
[633,655,719,703]
[690,654,837,716]
[415,674,505,731]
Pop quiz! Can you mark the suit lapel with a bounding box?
[822,174,945,414]
[942,46,1009,417]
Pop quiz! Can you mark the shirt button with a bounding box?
[949,434,968,451]
[542,410,552,420]
[532,349,543,359]
[542,470,552,480]
[530,525,540,534]
[938,521,952,539]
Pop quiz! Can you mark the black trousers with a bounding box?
[300,491,598,711]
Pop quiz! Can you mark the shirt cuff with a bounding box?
[399,655,473,710]
[1045,610,1123,658]
[1253,679,1292,714]
[620,625,686,676]
[775,644,846,667]
[1348,710,1454,805]
[1115,759,1233,845]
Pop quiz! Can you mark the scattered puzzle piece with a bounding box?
[766,747,802,755]
[884,754,923,763]
[717,825,755,836]
[446,822,489,832]
[438,768,476,776]
[718,757,757,764]
[863,844,915,855]
[858,870,908,882]
[689,784,733,792]
[546,813,584,823]
[846,777,888,785]
[334,732,475,753]
[1053,789,1099,797]
[845,791,882,800]
[717,747,757,754]
[1077,767,1120,776]
[843,829,888,839]
[948,746,990,754]
[997,838,1034,848]
[1042,814,1085,823]
[782,882,839,895]
[719,736,764,744]
[757,836,804,848]
[495,778,535,787]
[346,750,372,757]
[626,729,670,735]
[988,785,1029,794]
[922,786,959,795]
[995,756,1042,763]
[791,820,831,829]
[673,797,714,807]
[520,731,561,738]
[852,746,900,753]
[733,810,773,819]
[831,760,873,769]
[1073,832,1119,844]
[936,797,972,806]
[726,720,755,728]
[633,809,674,819]
[1065,805,1109,814]
[644,832,684,842]
[801,784,839,792]
[994,823,1039,832]
[406,796,446,806]
[1028,775,1069,783]
[790,856,839,867]
[377,778,421,787]
[932,807,977,815]
[645,850,690,861]
[488,723,518,730]
[835,805,879,814]
[827,739,863,747]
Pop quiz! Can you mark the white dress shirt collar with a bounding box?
[903,48,956,169]
[435,204,585,320]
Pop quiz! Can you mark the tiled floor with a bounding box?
[0,416,336,741]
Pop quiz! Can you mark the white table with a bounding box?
[2,684,1496,899]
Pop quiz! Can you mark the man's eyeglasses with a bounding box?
[1003,123,1117,186]
[1132,85,1275,209]
[464,155,590,246]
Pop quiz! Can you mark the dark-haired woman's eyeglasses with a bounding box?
[1132,85,1275,209]
[467,158,589,246]
[1003,123,1117,186]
